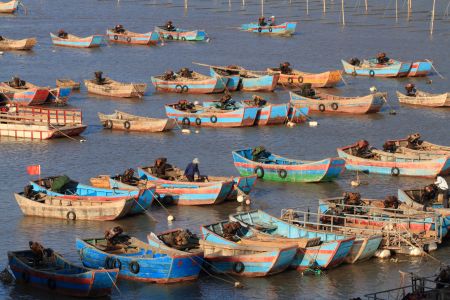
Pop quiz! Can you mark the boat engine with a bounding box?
[349,57,360,66]
[94,71,106,85]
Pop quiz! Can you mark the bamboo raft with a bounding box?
[84,78,147,98]
[0,37,36,51]
[98,110,176,132]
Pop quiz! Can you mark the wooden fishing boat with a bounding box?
[290,90,386,114]
[56,78,81,90]
[138,165,256,201]
[341,58,432,77]
[0,81,49,105]
[203,99,308,125]
[29,176,155,215]
[398,188,450,229]
[106,29,160,45]
[0,37,36,50]
[281,209,383,264]
[0,0,19,13]
[165,101,259,128]
[50,33,104,48]
[0,105,86,140]
[137,166,234,205]
[14,191,135,220]
[338,141,450,177]
[267,68,342,88]
[76,236,204,283]
[45,87,71,106]
[154,27,208,41]
[8,246,119,297]
[319,196,447,239]
[98,110,176,132]
[228,210,356,270]
[232,148,345,182]
[209,66,279,92]
[240,22,297,35]
[84,78,147,98]
[151,71,226,94]
[396,90,450,107]
[386,135,450,155]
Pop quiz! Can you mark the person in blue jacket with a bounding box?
[184,158,201,182]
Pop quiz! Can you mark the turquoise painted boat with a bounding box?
[9,246,118,297]
[29,176,155,215]
[76,236,203,283]
[155,27,208,41]
[232,148,345,182]
[209,67,240,92]
[228,210,355,271]
[241,22,297,35]
[50,33,104,48]
[342,58,432,77]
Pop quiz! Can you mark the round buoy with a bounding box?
[351,180,360,187]
[237,195,244,203]
[167,215,175,222]
[286,121,295,128]
[374,249,391,258]
[80,139,86,143]
[369,86,377,93]
[194,101,200,105]
[245,199,251,205]
[426,79,432,84]
[424,242,438,252]
[234,282,243,288]
[195,130,200,134]
[181,129,191,134]
[0,51,4,55]
[309,121,318,127]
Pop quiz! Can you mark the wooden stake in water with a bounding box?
[184,0,187,9]
[341,0,345,26]
[395,0,398,23]
[365,0,368,12]
[261,0,264,16]
[242,0,245,6]
[323,0,326,13]
[430,0,436,35]
[307,0,309,15]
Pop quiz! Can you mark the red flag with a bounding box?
[26,165,41,176]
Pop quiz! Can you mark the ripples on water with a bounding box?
[0,0,449,299]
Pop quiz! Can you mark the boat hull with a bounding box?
[50,33,104,48]
[155,27,208,41]
[241,22,297,35]
[106,30,159,45]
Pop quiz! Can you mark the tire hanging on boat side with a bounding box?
[331,103,338,111]
[195,118,202,126]
[232,262,245,273]
[129,261,140,274]
[318,104,326,112]
[391,167,400,176]
[124,121,131,130]
[182,117,190,126]
[104,120,113,129]
[369,70,375,77]
[67,211,76,220]
[277,169,287,179]
[210,115,218,123]
[175,85,183,93]
[254,166,264,178]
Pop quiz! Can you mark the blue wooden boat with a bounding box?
[50,33,104,48]
[241,22,297,35]
[154,27,208,41]
[398,188,450,233]
[151,71,227,94]
[199,222,297,277]
[8,244,118,297]
[165,101,259,127]
[76,235,203,283]
[30,176,155,215]
[232,148,346,182]
[342,58,432,77]
[228,210,355,271]
[209,67,240,91]
[46,87,72,105]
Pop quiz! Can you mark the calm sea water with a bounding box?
[1,0,449,299]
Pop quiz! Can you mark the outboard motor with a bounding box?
[349,57,360,66]
[94,71,105,85]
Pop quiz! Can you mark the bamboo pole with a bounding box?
[341,0,345,26]
[365,0,367,12]
[184,0,187,9]
[430,0,436,35]
[323,0,326,13]
[395,0,398,23]
[307,0,309,15]
[242,0,245,5]
[261,0,264,16]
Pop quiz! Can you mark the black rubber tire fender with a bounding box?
[268,27,272,32]
[182,85,189,93]
[104,120,113,129]
[126,37,132,43]
[318,104,326,112]
[391,167,400,176]
[167,35,173,40]
[287,77,294,84]
[232,261,245,273]
[182,117,190,126]
[277,169,288,179]
[331,103,339,111]
[175,85,183,93]
[254,166,264,179]
[297,76,303,83]
[129,261,140,274]
[113,35,118,40]
[124,121,131,130]
[210,115,218,123]
[113,258,122,270]
[369,70,375,77]
[257,27,262,32]
[67,211,76,220]
[195,118,202,126]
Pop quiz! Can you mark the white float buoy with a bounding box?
[195,130,200,134]
[286,121,296,128]
[245,199,251,205]
[369,86,377,93]
[237,195,244,203]
[409,247,422,256]
[194,101,200,105]
[167,215,174,222]
[351,180,360,187]
[425,242,438,252]
[234,281,243,288]
[374,249,391,258]
[0,51,4,55]
[309,121,318,127]
[181,129,191,134]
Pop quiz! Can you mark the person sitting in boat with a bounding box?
[382,141,397,153]
[376,52,390,64]
[298,83,316,98]
[105,226,131,248]
[178,68,193,78]
[268,16,276,26]
[251,146,271,162]
[184,158,202,182]
[405,83,417,97]
[8,76,26,88]
[57,29,68,39]
[113,24,126,34]
[176,99,195,111]
[165,20,176,32]
[421,183,438,211]
[279,62,292,75]
[0,36,4,41]
[251,95,267,107]
[435,175,449,208]
[355,140,374,158]
[153,157,173,179]
[258,17,267,27]
[349,57,361,66]
[406,133,422,148]
[94,71,106,85]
